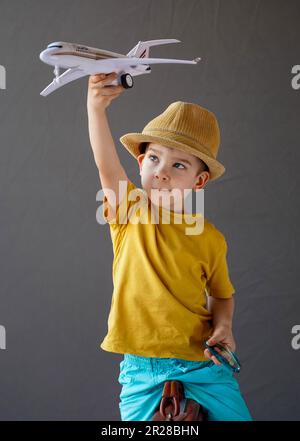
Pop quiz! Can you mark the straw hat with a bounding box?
[119,101,226,181]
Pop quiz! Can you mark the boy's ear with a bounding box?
[137,153,146,175]
[193,171,210,191]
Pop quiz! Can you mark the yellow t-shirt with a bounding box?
[99,179,235,361]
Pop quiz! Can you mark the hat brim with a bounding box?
[119,133,226,181]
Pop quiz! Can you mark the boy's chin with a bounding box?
[148,195,184,213]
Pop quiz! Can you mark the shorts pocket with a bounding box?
[118,360,139,385]
[211,362,234,378]
[118,370,134,386]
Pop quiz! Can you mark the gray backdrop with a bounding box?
[0,0,299,421]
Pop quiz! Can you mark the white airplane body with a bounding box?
[39,39,201,96]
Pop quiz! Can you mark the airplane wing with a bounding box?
[40,67,86,96]
[88,56,200,75]
[40,56,201,96]
[126,39,180,58]
[93,57,200,68]
[130,57,200,65]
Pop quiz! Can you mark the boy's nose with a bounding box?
[155,174,169,182]
[154,168,170,181]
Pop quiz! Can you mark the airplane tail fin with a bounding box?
[126,39,180,58]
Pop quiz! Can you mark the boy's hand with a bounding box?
[204,325,236,365]
[87,72,125,112]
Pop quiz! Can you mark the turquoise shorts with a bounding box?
[118,354,253,421]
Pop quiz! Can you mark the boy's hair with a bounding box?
[139,142,209,174]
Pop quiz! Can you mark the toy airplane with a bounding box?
[39,39,201,96]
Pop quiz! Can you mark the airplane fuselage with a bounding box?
[40,41,126,69]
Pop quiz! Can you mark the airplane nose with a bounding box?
[39,48,57,63]
[39,50,48,63]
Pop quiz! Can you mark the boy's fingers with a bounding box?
[101,87,124,97]
[109,85,124,93]
[101,86,124,96]
[204,349,212,359]
[207,352,221,365]
[90,74,105,83]
[91,79,121,92]
[100,72,117,81]
[212,355,222,365]
[204,348,222,365]
[90,72,117,84]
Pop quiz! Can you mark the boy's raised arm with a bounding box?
[87,72,129,219]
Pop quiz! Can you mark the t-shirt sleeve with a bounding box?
[100,179,149,238]
[206,238,235,298]
[101,179,137,227]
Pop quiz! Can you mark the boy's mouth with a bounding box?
[153,188,172,192]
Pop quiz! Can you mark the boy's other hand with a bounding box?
[87,72,125,112]
[204,325,236,365]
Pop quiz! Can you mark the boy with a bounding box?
[87,72,253,421]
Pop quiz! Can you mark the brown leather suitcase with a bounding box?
[152,380,208,421]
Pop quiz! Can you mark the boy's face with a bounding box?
[137,142,210,213]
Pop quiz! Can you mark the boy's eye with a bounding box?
[174,162,185,169]
[148,155,186,169]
